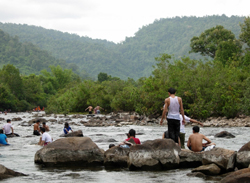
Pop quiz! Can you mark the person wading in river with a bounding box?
[85,106,93,114]
[160,87,185,145]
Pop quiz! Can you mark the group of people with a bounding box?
[160,88,215,152]
[0,119,20,145]
[85,105,104,114]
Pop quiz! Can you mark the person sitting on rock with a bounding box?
[42,122,50,131]
[187,126,215,152]
[162,130,181,147]
[3,119,14,137]
[38,127,52,146]
[120,129,141,148]
[33,120,41,136]
[64,122,73,134]
[0,129,9,145]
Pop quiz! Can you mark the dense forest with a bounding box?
[0,15,245,79]
[0,16,249,119]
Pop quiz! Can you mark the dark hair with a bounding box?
[7,119,11,122]
[64,122,69,128]
[109,144,115,148]
[42,122,46,125]
[193,126,200,133]
[126,133,130,138]
[36,119,40,123]
[129,129,136,137]
[0,129,3,133]
[168,88,176,94]
[40,127,45,132]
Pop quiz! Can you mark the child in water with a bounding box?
[64,122,73,134]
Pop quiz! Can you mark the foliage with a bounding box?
[240,17,250,48]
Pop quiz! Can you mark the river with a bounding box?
[0,112,247,183]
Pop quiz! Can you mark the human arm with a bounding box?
[85,107,89,111]
[160,99,169,125]
[179,97,185,124]
[203,135,211,146]
[187,137,191,148]
[190,119,203,127]
[11,127,14,134]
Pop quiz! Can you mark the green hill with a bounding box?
[0,29,82,76]
[0,15,245,79]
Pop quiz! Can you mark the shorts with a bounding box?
[97,110,100,114]
[33,130,40,136]
[89,111,92,114]
[120,144,130,148]
[188,146,206,152]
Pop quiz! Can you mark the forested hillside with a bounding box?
[0,15,245,79]
[0,29,84,76]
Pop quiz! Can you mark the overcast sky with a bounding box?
[0,0,249,43]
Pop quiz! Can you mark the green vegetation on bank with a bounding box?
[0,15,245,80]
[0,16,249,120]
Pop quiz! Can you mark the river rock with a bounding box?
[236,141,250,169]
[11,117,22,121]
[179,149,203,168]
[220,168,250,183]
[0,164,27,180]
[104,146,130,168]
[59,130,84,137]
[34,137,104,167]
[202,148,236,171]
[128,139,181,170]
[215,131,235,138]
[192,163,221,175]
[187,172,206,178]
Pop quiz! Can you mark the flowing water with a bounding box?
[0,112,248,183]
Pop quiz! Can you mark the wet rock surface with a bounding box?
[0,164,27,180]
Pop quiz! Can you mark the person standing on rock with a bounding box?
[85,106,93,114]
[179,113,203,149]
[38,127,52,146]
[33,120,41,136]
[2,119,14,137]
[94,105,103,114]
[0,129,9,145]
[160,87,185,144]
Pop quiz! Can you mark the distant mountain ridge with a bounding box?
[0,15,245,79]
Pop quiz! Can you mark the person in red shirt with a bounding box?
[125,129,141,144]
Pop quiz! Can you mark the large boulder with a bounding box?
[220,168,250,183]
[202,148,236,172]
[104,146,130,168]
[236,141,250,169]
[215,131,235,138]
[0,164,27,180]
[192,163,221,175]
[34,137,104,167]
[59,130,84,137]
[179,149,203,168]
[128,139,181,170]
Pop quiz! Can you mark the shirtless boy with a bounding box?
[94,106,103,114]
[33,120,40,136]
[85,106,93,114]
[187,126,215,152]
[42,122,50,131]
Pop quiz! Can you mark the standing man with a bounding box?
[42,122,50,132]
[38,127,52,146]
[160,88,185,144]
[94,105,103,114]
[33,120,41,136]
[3,119,14,137]
[85,106,93,114]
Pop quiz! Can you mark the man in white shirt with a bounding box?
[3,119,13,136]
[38,127,52,146]
[179,113,203,149]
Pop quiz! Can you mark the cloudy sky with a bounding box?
[0,0,249,43]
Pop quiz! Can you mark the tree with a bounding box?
[240,17,250,48]
[98,72,109,83]
[190,25,238,58]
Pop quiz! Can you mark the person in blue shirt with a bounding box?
[0,129,9,145]
[64,122,73,134]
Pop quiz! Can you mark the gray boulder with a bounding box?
[0,164,27,180]
[236,141,250,169]
[220,168,250,183]
[59,130,84,137]
[128,139,181,170]
[179,149,203,168]
[34,137,104,167]
[215,131,235,138]
[192,163,221,175]
[202,148,236,171]
[104,146,130,168]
